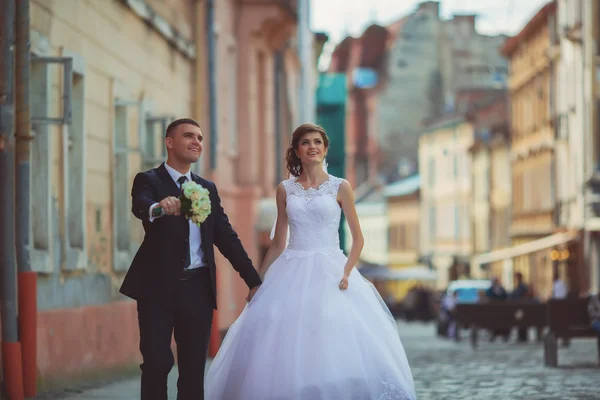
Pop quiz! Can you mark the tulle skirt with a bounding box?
[205,248,416,400]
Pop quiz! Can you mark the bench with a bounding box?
[455,301,547,349]
[543,298,600,367]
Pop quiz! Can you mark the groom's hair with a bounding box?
[166,118,201,138]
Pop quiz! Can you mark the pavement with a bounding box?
[33,323,600,400]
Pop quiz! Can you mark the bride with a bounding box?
[204,123,416,400]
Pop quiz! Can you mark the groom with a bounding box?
[120,118,262,400]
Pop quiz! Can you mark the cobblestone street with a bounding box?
[34,322,599,399]
[401,323,599,400]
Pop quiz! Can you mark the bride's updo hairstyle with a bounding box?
[285,123,330,177]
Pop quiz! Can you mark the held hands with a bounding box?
[158,196,182,216]
[339,274,349,291]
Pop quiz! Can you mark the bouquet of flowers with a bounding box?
[153,181,211,226]
[180,181,211,226]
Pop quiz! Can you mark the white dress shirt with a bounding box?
[148,162,206,269]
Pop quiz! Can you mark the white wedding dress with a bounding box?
[205,175,416,400]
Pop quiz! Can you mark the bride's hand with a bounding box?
[339,274,349,291]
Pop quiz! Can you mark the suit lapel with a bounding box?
[156,163,181,198]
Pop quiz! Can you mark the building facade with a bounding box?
[19,0,302,387]
[328,25,387,188]
[376,1,508,176]
[419,117,474,289]
[472,2,585,299]
[502,1,572,298]
[582,0,600,295]
[383,175,424,299]
[468,96,511,281]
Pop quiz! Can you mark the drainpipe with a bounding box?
[205,0,220,358]
[297,0,311,122]
[0,0,25,398]
[207,0,217,171]
[15,0,37,396]
[274,51,283,184]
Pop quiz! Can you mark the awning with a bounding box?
[359,265,438,281]
[471,231,578,266]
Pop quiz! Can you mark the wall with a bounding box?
[344,201,388,265]
[29,0,196,383]
[419,120,473,288]
[26,0,300,385]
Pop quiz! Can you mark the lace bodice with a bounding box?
[282,175,344,253]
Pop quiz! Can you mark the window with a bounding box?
[428,157,435,185]
[143,117,162,170]
[29,55,52,273]
[63,50,87,271]
[113,102,132,271]
[29,38,74,272]
[454,204,460,238]
[143,113,173,171]
[429,205,436,237]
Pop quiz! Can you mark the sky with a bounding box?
[311,0,549,69]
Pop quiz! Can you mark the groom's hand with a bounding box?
[158,196,181,216]
[246,285,261,303]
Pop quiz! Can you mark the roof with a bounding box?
[385,16,409,49]
[359,24,389,69]
[420,114,468,135]
[501,1,556,57]
[383,175,420,198]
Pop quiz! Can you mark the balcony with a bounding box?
[238,0,298,49]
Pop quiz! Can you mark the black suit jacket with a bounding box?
[119,163,262,308]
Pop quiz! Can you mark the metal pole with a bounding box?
[205,0,221,357]
[207,0,217,170]
[0,0,25,397]
[274,52,283,184]
[297,0,311,122]
[15,0,31,272]
[15,0,37,395]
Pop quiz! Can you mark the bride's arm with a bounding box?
[258,183,288,279]
[338,180,364,279]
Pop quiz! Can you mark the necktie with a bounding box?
[177,175,190,269]
[177,175,188,191]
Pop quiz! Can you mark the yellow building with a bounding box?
[473,1,580,298]
[501,1,569,296]
[383,175,432,300]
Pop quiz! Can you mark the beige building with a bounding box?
[472,2,582,299]
[463,94,511,282]
[344,196,389,267]
[419,117,474,289]
[583,0,600,294]
[383,175,427,299]
[20,0,303,387]
[504,2,559,296]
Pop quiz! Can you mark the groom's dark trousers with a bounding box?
[120,163,262,400]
